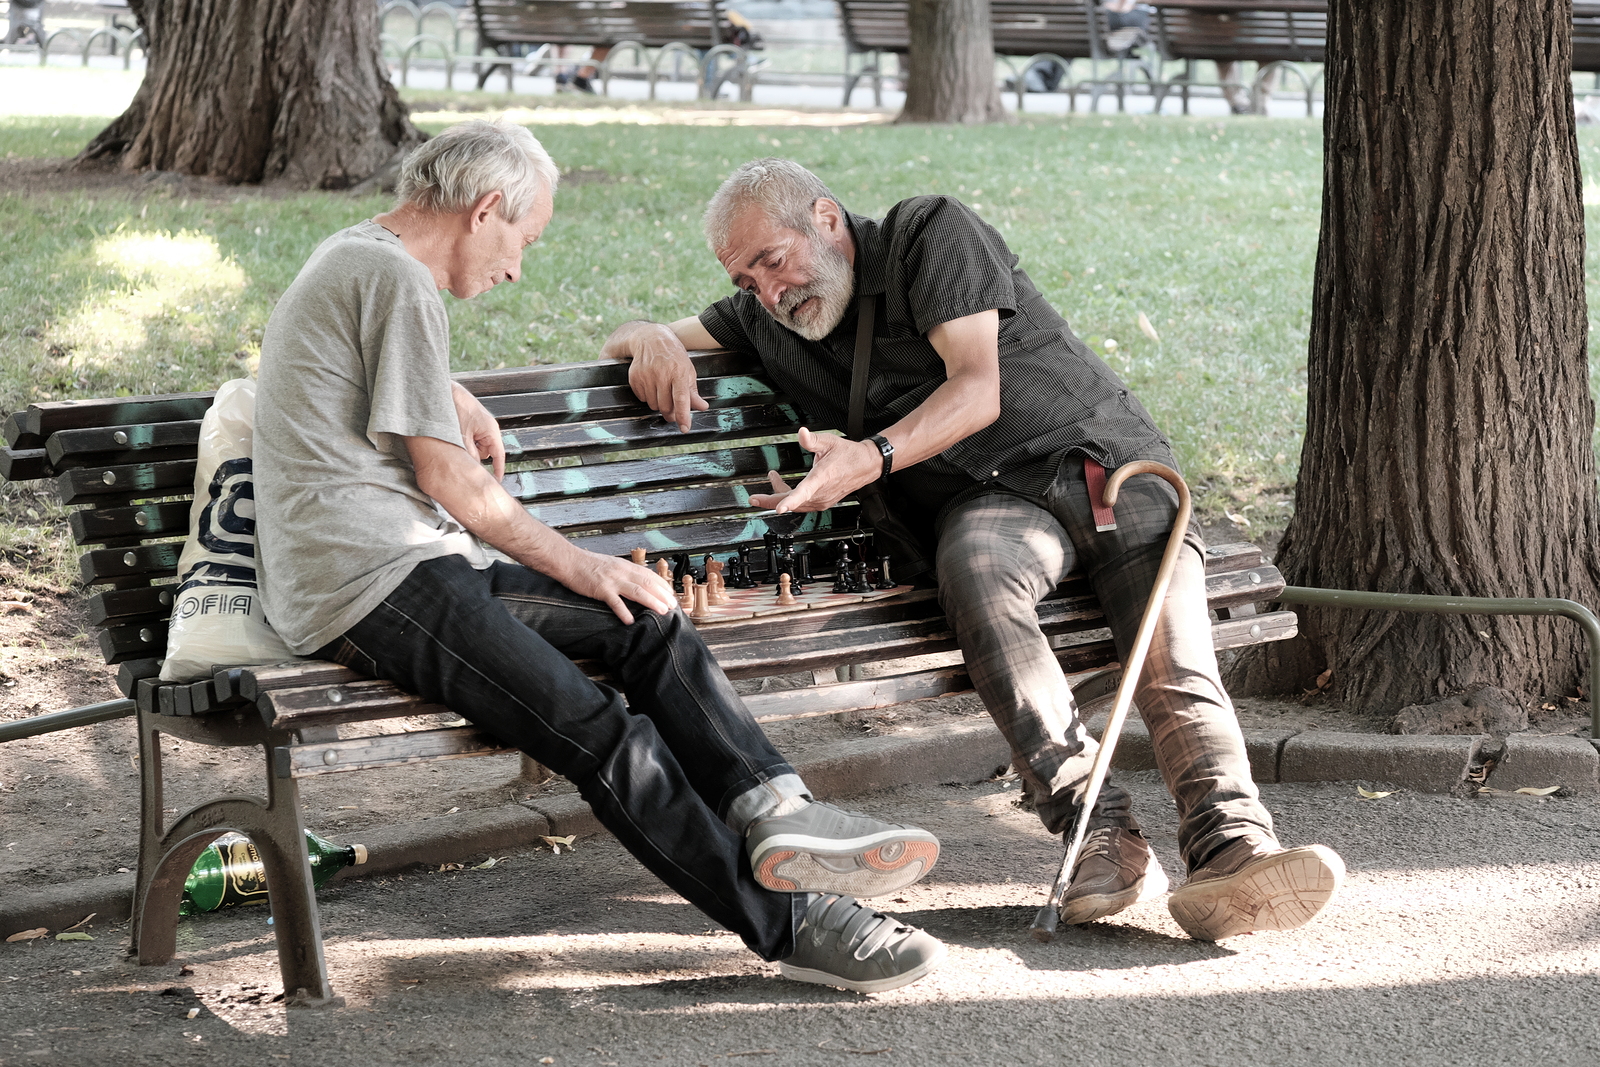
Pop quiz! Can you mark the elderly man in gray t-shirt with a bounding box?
[252,120,944,995]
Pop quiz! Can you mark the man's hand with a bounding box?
[450,382,506,481]
[554,550,678,625]
[406,433,676,624]
[602,318,719,433]
[749,427,882,513]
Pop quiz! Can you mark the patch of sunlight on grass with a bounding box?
[57,231,249,373]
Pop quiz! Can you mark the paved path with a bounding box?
[4,771,1598,1066]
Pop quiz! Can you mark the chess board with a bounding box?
[683,581,914,626]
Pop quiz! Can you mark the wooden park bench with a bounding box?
[0,351,1297,1004]
[1147,0,1327,115]
[470,0,759,100]
[836,0,1161,112]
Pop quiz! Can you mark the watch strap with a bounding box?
[867,434,894,481]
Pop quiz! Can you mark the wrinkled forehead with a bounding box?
[715,207,808,273]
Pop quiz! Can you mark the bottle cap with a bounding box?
[352,843,369,865]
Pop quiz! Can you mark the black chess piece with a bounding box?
[851,560,872,594]
[727,555,758,589]
[672,553,692,585]
[796,546,814,584]
[762,532,778,580]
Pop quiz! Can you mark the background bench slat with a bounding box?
[24,392,215,438]
[482,374,777,427]
[564,506,857,558]
[89,585,176,626]
[45,421,203,467]
[80,543,182,585]
[502,402,801,462]
[277,726,510,778]
[502,443,805,503]
[69,501,192,546]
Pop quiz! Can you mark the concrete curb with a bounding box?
[4,718,1594,936]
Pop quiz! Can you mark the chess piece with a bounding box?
[673,554,692,585]
[655,558,671,582]
[796,547,814,584]
[729,555,757,589]
[776,573,798,606]
[762,532,778,581]
[679,574,695,610]
[708,570,730,605]
[692,582,711,619]
[631,547,647,566]
[854,560,873,594]
[874,555,896,590]
[706,556,725,580]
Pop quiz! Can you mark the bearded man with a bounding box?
[602,158,1344,941]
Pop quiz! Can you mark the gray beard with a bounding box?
[766,235,854,341]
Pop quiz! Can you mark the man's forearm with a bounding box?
[873,370,1001,473]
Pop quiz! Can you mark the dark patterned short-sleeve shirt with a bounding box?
[698,194,1174,515]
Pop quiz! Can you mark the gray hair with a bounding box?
[703,158,839,250]
[395,119,560,221]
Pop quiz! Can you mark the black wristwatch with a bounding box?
[866,434,895,481]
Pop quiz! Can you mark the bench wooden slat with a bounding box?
[276,725,511,778]
[23,392,215,439]
[0,447,49,481]
[454,350,754,398]
[482,374,778,427]
[528,482,775,533]
[57,459,197,506]
[503,443,804,503]
[89,585,176,626]
[259,679,444,729]
[566,505,857,558]
[101,620,169,664]
[502,401,802,462]
[45,421,202,467]
[69,501,192,547]
[3,411,42,450]
[80,542,183,585]
[117,657,163,698]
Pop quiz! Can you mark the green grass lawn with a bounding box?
[3,96,1599,553]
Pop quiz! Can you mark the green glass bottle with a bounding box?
[178,829,369,916]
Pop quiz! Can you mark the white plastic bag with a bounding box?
[159,379,298,682]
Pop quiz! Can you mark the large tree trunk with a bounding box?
[78,0,422,189]
[899,0,1007,124]
[1234,0,1600,712]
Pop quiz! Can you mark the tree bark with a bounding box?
[1233,0,1600,711]
[899,0,1007,124]
[78,0,422,189]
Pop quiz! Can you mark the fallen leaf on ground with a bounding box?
[1356,787,1392,800]
[444,807,460,815]
[186,1008,199,1019]
[6,928,48,942]
[62,914,95,932]
[539,835,576,857]
[1225,511,1250,527]
[473,857,500,870]
[1515,786,1562,796]
[55,932,93,941]
[1137,311,1160,342]
[1,601,34,614]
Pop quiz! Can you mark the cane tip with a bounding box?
[1029,906,1060,942]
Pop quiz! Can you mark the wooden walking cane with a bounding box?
[1030,460,1191,942]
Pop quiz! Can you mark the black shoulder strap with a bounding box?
[847,292,875,441]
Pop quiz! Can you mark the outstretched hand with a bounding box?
[617,323,709,433]
[749,427,882,513]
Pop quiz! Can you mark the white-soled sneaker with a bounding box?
[746,801,939,897]
[778,894,945,993]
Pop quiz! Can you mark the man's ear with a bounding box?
[467,190,505,232]
[812,197,844,235]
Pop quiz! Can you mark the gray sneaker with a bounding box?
[778,894,946,993]
[746,801,940,897]
[1060,826,1170,925]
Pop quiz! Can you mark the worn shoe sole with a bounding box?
[752,833,940,897]
[778,938,947,994]
[1167,845,1345,941]
[1060,856,1170,925]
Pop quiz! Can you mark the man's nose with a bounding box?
[505,254,523,284]
[759,279,786,311]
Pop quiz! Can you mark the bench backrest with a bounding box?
[837,0,1096,59]
[1152,6,1326,64]
[0,352,851,686]
[473,0,727,49]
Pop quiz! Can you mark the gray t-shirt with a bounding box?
[254,220,487,654]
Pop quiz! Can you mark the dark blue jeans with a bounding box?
[314,554,803,961]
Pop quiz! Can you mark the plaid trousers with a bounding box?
[935,458,1277,872]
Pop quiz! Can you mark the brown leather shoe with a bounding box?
[1167,842,1345,941]
[1060,826,1170,925]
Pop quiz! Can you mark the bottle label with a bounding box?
[218,837,270,906]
